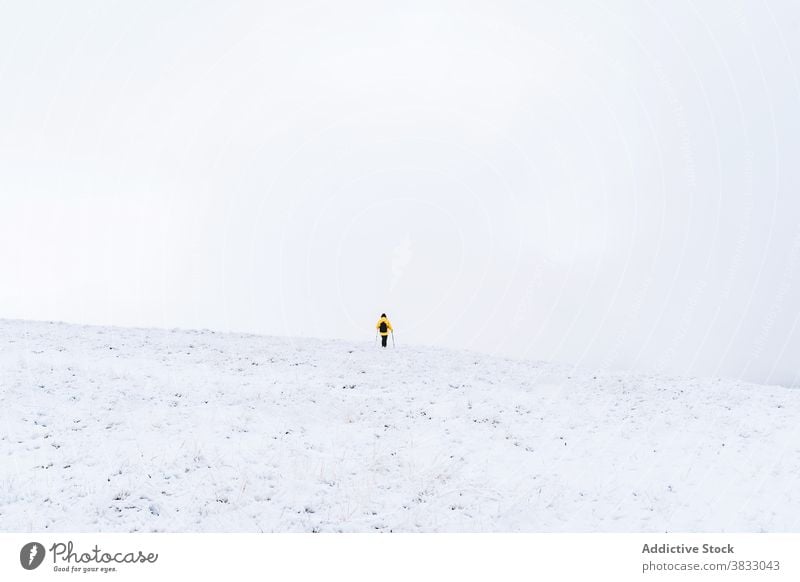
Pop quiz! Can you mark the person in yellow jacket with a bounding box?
[375,313,393,348]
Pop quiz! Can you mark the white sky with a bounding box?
[2,1,800,386]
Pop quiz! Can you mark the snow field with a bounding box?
[1,319,798,532]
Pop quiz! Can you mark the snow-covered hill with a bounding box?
[1,319,798,532]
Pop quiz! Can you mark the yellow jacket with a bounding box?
[375,316,393,336]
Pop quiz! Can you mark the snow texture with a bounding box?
[1,319,799,532]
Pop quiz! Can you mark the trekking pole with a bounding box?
[374,331,378,346]
[391,331,396,348]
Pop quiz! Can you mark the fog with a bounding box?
[2,1,800,386]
